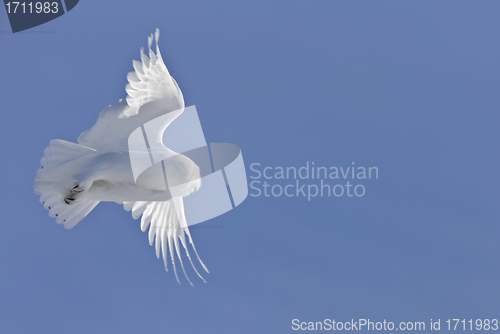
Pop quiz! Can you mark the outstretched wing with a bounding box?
[123,198,209,285]
[124,29,183,115]
[75,30,206,283]
[77,29,184,153]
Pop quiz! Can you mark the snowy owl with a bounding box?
[33,29,208,285]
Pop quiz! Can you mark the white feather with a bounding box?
[34,30,206,284]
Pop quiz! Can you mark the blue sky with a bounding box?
[1,1,500,333]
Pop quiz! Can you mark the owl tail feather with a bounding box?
[34,139,100,229]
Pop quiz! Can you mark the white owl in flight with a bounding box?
[33,29,208,285]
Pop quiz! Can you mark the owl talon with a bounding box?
[64,197,75,205]
[72,184,85,193]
